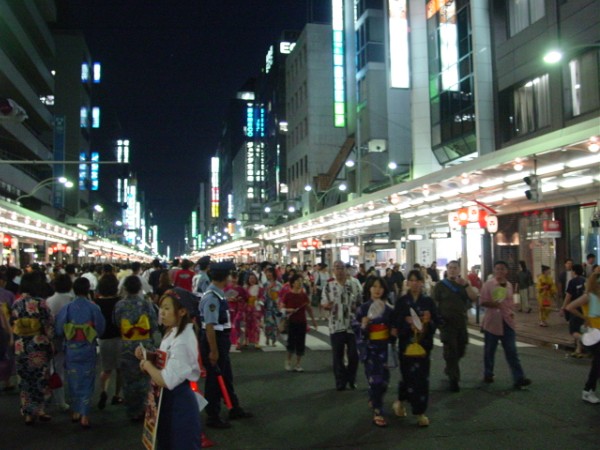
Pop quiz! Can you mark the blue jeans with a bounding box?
[483,321,525,383]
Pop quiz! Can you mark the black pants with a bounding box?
[584,341,600,391]
[330,331,358,389]
[200,330,240,418]
[286,322,307,356]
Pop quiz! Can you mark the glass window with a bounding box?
[566,51,600,117]
[508,0,545,36]
[508,74,550,137]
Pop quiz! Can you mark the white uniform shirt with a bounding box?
[159,323,200,390]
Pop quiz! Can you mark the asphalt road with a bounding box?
[1,327,598,449]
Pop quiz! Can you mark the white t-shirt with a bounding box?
[159,323,200,390]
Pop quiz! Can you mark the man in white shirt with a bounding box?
[118,261,152,295]
[321,260,363,391]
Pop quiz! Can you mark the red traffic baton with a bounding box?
[215,366,233,410]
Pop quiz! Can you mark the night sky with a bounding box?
[64,0,327,256]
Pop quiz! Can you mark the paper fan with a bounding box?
[410,308,423,331]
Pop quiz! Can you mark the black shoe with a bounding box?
[483,376,494,384]
[348,382,357,390]
[228,407,253,420]
[336,384,347,391]
[98,391,107,410]
[514,378,532,390]
[206,416,232,429]
[449,380,460,392]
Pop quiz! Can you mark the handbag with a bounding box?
[581,327,600,347]
[48,361,63,390]
[278,316,289,334]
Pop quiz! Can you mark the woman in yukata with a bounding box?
[244,272,264,348]
[10,271,55,425]
[262,267,282,347]
[55,277,105,428]
[355,276,395,427]
[113,275,159,422]
[225,272,248,349]
[392,269,439,428]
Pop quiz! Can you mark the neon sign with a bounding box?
[332,0,346,127]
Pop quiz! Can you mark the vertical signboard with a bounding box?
[332,0,346,127]
[389,0,410,88]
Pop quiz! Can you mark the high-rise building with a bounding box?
[0,1,59,215]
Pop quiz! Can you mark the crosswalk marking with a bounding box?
[230,323,534,352]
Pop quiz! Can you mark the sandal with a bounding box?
[72,413,81,423]
[372,415,388,427]
[111,396,124,405]
[24,415,35,426]
[80,416,91,429]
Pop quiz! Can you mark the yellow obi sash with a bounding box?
[583,304,600,329]
[121,315,151,340]
[13,317,41,336]
[0,302,9,321]
[368,323,390,341]
[248,296,257,307]
[63,323,97,343]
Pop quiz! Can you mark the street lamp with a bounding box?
[345,159,398,190]
[543,43,600,64]
[303,182,348,213]
[16,177,74,203]
[65,204,104,227]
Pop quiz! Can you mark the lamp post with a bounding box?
[16,177,74,203]
[345,159,398,193]
[65,204,104,228]
[304,182,347,213]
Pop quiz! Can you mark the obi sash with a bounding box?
[368,323,390,341]
[13,317,41,336]
[248,296,257,307]
[121,315,151,340]
[0,302,9,321]
[63,323,97,343]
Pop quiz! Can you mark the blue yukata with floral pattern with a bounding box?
[113,294,158,419]
[355,300,394,412]
[10,294,54,416]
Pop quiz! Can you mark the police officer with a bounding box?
[199,261,253,429]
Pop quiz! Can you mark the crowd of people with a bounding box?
[0,252,598,441]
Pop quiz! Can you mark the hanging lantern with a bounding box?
[478,209,488,228]
[448,211,460,230]
[485,215,498,233]
[467,205,479,223]
[458,208,469,227]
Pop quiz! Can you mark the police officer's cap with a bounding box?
[209,261,236,274]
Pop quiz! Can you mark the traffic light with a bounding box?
[524,175,542,202]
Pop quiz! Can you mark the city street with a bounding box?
[0,320,598,450]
